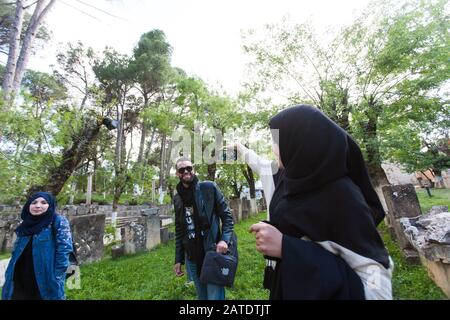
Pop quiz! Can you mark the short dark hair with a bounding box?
[175,157,192,169]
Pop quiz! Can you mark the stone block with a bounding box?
[382,184,422,219]
[229,199,242,223]
[249,198,258,217]
[69,213,106,264]
[145,214,161,250]
[111,244,124,260]
[160,227,170,244]
[242,199,250,220]
[123,219,147,254]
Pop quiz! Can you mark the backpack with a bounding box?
[51,215,79,279]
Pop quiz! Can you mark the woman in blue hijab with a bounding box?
[2,192,73,300]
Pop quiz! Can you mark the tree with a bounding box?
[0,0,50,56]
[243,0,449,188]
[130,29,173,166]
[21,69,67,154]
[53,41,97,110]
[2,0,56,102]
[93,47,136,210]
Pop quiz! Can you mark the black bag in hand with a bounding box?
[200,232,238,287]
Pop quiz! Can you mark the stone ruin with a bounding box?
[1,198,264,264]
[0,204,175,264]
[382,184,450,298]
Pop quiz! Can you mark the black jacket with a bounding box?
[174,180,234,264]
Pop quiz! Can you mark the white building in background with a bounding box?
[382,162,450,188]
[382,162,419,186]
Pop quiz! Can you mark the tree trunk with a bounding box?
[165,138,173,178]
[159,133,166,190]
[113,104,127,211]
[11,0,56,96]
[231,181,242,199]
[360,96,390,188]
[207,163,216,181]
[137,96,149,165]
[2,0,24,100]
[143,128,155,164]
[92,147,98,192]
[337,89,351,133]
[27,118,102,196]
[242,165,256,198]
[137,121,147,164]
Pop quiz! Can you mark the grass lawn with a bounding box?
[2,188,448,300]
[415,188,450,214]
[0,252,11,260]
[65,210,447,300]
[66,213,269,300]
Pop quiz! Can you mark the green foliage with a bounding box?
[215,164,248,199]
[22,70,68,104]
[131,29,173,96]
[243,0,450,175]
[0,252,11,260]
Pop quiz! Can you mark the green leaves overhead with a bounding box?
[243,0,450,184]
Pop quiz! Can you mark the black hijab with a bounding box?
[16,192,57,237]
[269,105,389,268]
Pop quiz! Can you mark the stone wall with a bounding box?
[382,183,450,298]
[382,184,421,263]
[0,211,21,253]
[0,204,173,254]
[398,206,450,298]
[0,198,264,263]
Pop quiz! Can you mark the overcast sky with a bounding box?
[28,0,372,95]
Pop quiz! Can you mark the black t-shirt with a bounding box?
[12,238,42,300]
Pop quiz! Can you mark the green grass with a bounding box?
[66,207,448,300]
[66,213,269,300]
[4,188,449,300]
[415,188,450,214]
[0,252,11,260]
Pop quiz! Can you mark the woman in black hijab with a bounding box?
[2,192,73,300]
[250,105,393,300]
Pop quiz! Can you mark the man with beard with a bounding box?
[173,157,234,300]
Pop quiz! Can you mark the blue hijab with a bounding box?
[16,192,57,237]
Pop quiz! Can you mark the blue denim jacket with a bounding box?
[2,214,73,300]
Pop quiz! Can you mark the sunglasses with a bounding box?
[178,166,193,174]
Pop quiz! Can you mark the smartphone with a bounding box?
[222,148,237,161]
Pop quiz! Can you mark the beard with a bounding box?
[179,173,195,185]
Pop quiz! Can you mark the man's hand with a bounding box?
[173,262,184,277]
[249,222,283,258]
[216,240,229,254]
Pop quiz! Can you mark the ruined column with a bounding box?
[382,184,421,263]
